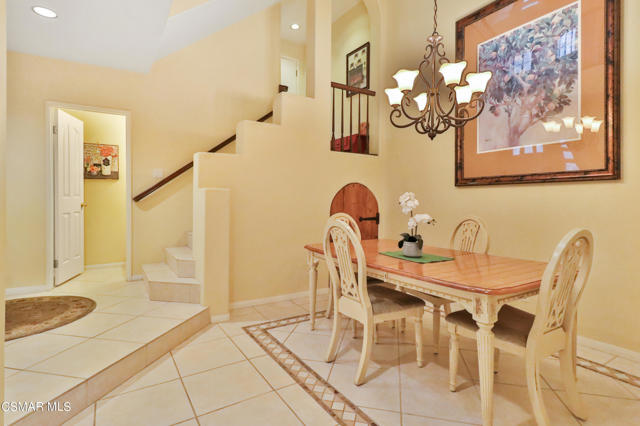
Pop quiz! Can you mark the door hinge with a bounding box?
[53,259,59,268]
[52,125,58,135]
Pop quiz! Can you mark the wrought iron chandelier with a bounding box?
[385,0,493,140]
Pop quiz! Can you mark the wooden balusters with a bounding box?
[330,82,376,155]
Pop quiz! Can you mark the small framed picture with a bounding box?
[346,42,370,96]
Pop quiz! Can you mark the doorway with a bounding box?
[280,56,300,95]
[46,103,132,286]
[330,183,379,239]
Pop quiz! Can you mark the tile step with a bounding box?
[164,247,195,278]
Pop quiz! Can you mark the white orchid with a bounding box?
[413,213,434,225]
[399,192,419,215]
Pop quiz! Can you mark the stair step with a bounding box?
[143,263,200,304]
[165,246,195,278]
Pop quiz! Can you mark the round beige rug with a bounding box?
[5,296,96,341]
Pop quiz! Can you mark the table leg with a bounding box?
[476,321,496,426]
[307,254,319,330]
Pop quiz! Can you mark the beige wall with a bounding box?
[380,0,640,352]
[64,109,127,266]
[1,0,7,403]
[331,1,370,85]
[281,39,307,96]
[6,5,281,288]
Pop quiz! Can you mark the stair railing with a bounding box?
[330,82,376,154]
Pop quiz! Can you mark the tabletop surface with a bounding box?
[305,239,548,296]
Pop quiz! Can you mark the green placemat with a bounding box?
[380,251,453,264]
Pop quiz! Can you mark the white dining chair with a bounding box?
[446,229,593,425]
[323,218,425,385]
[402,215,490,354]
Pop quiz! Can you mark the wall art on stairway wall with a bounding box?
[455,0,620,186]
[346,42,370,96]
[84,143,119,180]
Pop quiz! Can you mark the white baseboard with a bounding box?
[578,336,640,363]
[5,285,50,298]
[230,288,329,309]
[129,274,144,282]
[85,262,125,270]
[210,313,231,323]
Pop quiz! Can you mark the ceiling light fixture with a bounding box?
[290,23,300,30]
[385,0,492,140]
[32,6,57,18]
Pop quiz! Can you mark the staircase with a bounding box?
[142,232,200,303]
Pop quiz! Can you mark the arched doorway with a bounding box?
[330,183,379,239]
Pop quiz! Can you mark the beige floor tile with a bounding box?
[102,354,180,398]
[145,303,206,319]
[5,333,86,369]
[492,383,579,426]
[198,391,301,425]
[98,316,181,343]
[4,368,21,378]
[577,345,617,365]
[620,381,640,399]
[303,360,333,380]
[402,413,469,425]
[335,338,399,369]
[95,380,194,426]
[541,356,635,398]
[251,355,295,389]
[172,337,244,377]
[254,301,307,320]
[219,319,267,337]
[174,419,198,426]
[180,324,226,346]
[607,356,640,377]
[232,334,266,359]
[285,330,345,362]
[103,282,148,299]
[564,392,640,425]
[4,371,84,424]
[182,361,271,415]
[361,407,402,425]
[271,329,294,343]
[293,316,348,336]
[28,338,141,378]
[90,295,130,311]
[49,312,135,338]
[277,384,336,426]
[100,298,167,315]
[460,349,550,389]
[62,405,95,426]
[228,306,266,322]
[329,363,402,412]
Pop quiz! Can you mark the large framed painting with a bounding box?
[346,42,370,96]
[455,0,620,186]
[83,143,119,180]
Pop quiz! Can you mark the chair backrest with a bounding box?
[450,215,490,253]
[531,229,593,337]
[323,218,372,312]
[331,212,362,240]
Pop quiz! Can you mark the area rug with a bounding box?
[5,296,96,341]
[244,313,640,426]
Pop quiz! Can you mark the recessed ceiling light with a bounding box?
[290,23,300,30]
[32,6,57,19]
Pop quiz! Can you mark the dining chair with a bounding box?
[402,215,490,354]
[323,218,425,385]
[446,229,593,425]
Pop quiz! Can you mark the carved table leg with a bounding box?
[307,253,319,330]
[476,322,496,426]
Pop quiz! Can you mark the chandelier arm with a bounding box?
[399,94,426,122]
[414,119,429,135]
[389,109,419,129]
[434,87,456,118]
[449,99,487,126]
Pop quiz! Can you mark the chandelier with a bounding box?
[385,0,493,140]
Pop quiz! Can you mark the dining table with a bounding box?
[304,238,548,426]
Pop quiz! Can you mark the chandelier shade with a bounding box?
[393,70,420,92]
[385,88,404,106]
[439,61,467,86]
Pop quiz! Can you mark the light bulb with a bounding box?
[414,93,428,111]
[439,61,467,86]
[392,70,419,92]
[591,120,603,132]
[385,88,404,106]
[542,121,557,132]
[562,117,575,128]
[466,71,492,93]
[454,85,472,105]
[575,123,584,134]
[581,116,595,130]
[32,6,57,18]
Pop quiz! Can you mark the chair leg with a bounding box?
[525,351,551,426]
[448,324,459,392]
[400,318,406,332]
[325,311,341,363]
[352,319,358,339]
[414,316,424,367]
[325,278,333,319]
[374,324,379,344]
[494,349,500,374]
[559,326,587,420]
[432,305,441,354]
[443,303,452,316]
[354,320,374,385]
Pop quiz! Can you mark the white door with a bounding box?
[280,56,299,95]
[54,110,85,285]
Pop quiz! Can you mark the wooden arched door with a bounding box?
[330,183,379,240]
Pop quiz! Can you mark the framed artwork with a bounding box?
[83,143,119,180]
[346,42,370,96]
[455,0,620,186]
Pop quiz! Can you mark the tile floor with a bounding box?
[4,266,207,425]
[62,292,640,426]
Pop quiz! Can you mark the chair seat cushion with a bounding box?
[368,285,425,315]
[445,305,535,347]
[367,277,384,285]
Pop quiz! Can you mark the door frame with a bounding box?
[280,55,300,95]
[45,102,133,287]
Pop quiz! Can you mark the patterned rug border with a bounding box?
[243,313,640,426]
[243,313,378,426]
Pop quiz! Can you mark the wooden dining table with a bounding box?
[304,239,548,426]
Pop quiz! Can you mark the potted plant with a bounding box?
[398,192,435,257]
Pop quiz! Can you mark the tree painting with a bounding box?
[477,2,580,153]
